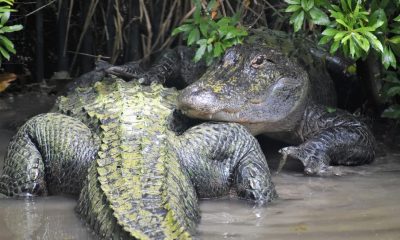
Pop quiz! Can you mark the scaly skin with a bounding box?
[109,29,375,176]
[0,77,276,239]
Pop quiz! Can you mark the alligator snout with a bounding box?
[178,85,221,118]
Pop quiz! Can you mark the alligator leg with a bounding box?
[279,104,375,176]
[177,122,277,204]
[0,113,99,197]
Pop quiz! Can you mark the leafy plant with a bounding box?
[285,0,400,119]
[0,0,22,65]
[172,0,247,65]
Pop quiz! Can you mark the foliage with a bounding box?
[381,70,400,119]
[285,0,400,69]
[285,0,400,119]
[0,0,22,65]
[172,0,247,65]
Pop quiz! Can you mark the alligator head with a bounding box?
[178,43,311,135]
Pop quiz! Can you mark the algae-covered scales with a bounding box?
[0,77,276,239]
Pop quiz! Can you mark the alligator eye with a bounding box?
[251,55,271,68]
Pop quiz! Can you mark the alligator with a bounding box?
[0,77,276,239]
[108,28,376,176]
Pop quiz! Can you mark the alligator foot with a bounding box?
[278,146,342,176]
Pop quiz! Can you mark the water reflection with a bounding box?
[0,197,95,240]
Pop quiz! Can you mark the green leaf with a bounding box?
[330,40,340,54]
[364,32,383,53]
[322,28,339,36]
[217,17,231,27]
[352,33,370,53]
[382,46,396,69]
[1,24,23,33]
[0,46,10,60]
[285,4,302,12]
[318,35,332,45]
[187,28,200,46]
[199,21,209,37]
[394,14,400,22]
[382,105,400,119]
[309,7,330,25]
[213,42,224,57]
[340,0,348,12]
[0,11,10,26]
[284,0,301,4]
[0,35,14,53]
[369,9,387,31]
[333,31,347,41]
[290,10,305,32]
[336,18,350,29]
[389,36,400,45]
[172,24,193,36]
[301,0,314,11]
[194,44,206,62]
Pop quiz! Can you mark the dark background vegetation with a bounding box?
[1,0,399,138]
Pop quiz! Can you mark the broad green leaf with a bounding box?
[340,33,351,44]
[322,28,339,36]
[301,0,314,11]
[369,9,387,31]
[285,5,302,12]
[330,10,345,21]
[330,40,340,54]
[382,46,396,69]
[217,17,231,27]
[336,18,350,29]
[394,14,400,22]
[330,4,341,12]
[352,33,370,52]
[199,21,209,37]
[187,28,200,46]
[284,0,301,4]
[0,46,10,60]
[2,24,22,32]
[340,0,348,12]
[0,11,9,26]
[291,10,305,32]
[364,32,383,53]
[318,35,332,45]
[194,44,206,62]
[389,36,400,45]
[309,7,330,25]
[0,35,14,53]
[213,42,224,57]
[334,31,347,41]
[172,24,193,36]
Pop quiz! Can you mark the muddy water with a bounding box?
[1,94,400,239]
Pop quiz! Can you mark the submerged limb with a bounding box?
[0,113,99,197]
[177,122,277,204]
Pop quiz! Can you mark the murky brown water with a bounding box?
[1,93,400,239]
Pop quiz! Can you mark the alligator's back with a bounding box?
[247,28,337,106]
[55,78,199,239]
